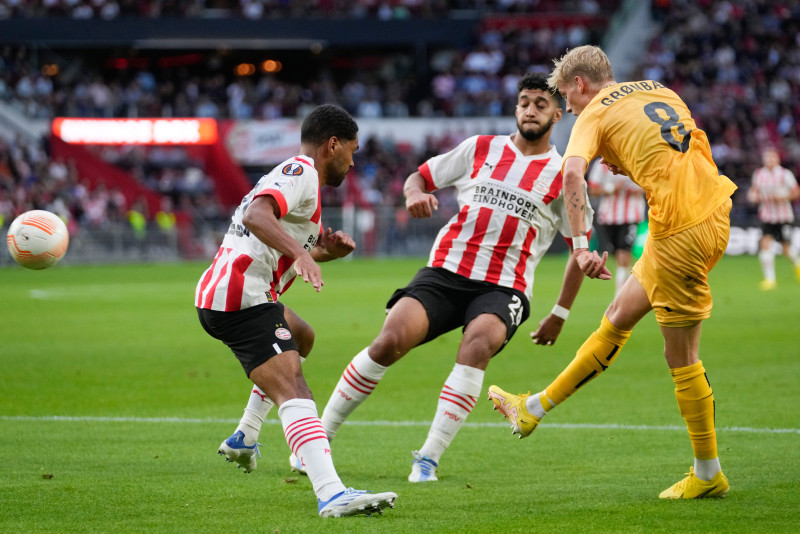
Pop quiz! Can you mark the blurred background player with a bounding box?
[319,72,592,482]
[198,104,396,517]
[746,147,800,290]
[587,161,646,295]
[489,45,736,500]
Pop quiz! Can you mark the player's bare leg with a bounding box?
[251,352,397,516]
[219,305,314,472]
[411,313,505,482]
[490,275,648,437]
[780,240,800,281]
[320,297,428,440]
[758,234,777,289]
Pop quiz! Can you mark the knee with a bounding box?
[605,298,622,319]
[604,299,633,330]
[461,330,503,362]
[369,330,410,366]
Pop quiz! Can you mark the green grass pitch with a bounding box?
[1,254,798,533]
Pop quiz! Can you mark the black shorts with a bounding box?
[197,302,298,377]
[386,267,530,352]
[598,223,637,253]
[761,222,793,243]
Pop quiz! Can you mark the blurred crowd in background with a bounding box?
[0,0,605,20]
[1,0,799,260]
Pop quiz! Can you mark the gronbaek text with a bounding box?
[601,80,668,106]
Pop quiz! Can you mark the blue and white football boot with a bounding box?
[318,488,397,518]
[408,451,438,482]
[217,430,262,473]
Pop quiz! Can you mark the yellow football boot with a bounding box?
[759,279,776,290]
[487,385,541,439]
[658,467,730,499]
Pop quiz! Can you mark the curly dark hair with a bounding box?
[517,72,560,103]
[301,104,359,146]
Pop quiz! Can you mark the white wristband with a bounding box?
[551,304,570,320]
[572,235,589,250]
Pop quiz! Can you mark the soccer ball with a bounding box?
[6,210,70,270]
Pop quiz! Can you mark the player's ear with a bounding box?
[552,106,563,124]
[327,136,339,155]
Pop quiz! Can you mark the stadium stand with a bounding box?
[635,0,800,226]
[3,1,796,262]
[1,1,617,261]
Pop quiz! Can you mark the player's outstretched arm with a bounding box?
[531,247,585,346]
[404,172,438,218]
[564,156,611,280]
[311,227,356,262]
[243,195,324,291]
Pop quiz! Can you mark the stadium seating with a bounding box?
[3,1,797,261]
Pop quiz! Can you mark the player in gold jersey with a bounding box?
[488,45,736,500]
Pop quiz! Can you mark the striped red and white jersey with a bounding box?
[587,162,646,225]
[752,165,798,223]
[195,155,321,311]
[418,134,593,300]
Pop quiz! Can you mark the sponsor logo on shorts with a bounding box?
[275,327,292,340]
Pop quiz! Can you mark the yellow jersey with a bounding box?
[563,80,737,239]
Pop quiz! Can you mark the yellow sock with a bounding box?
[545,315,631,406]
[671,361,718,460]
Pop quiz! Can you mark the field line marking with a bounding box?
[1,415,798,435]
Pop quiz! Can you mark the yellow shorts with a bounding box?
[632,198,732,327]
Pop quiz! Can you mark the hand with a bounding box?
[318,227,356,259]
[406,190,438,218]
[530,314,564,346]
[293,251,324,292]
[574,249,612,280]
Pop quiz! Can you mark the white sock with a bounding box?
[615,266,629,296]
[237,386,274,446]
[525,390,554,419]
[236,357,304,446]
[418,364,483,463]
[693,457,721,481]
[279,398,345,502]
[759,249,776,281]
[320,348,388,440]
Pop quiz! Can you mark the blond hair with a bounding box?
[547,45,614,91]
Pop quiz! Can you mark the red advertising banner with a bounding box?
[52,118,218,145]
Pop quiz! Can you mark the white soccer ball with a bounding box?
[6,210,70,270]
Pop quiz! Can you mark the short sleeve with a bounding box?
[562,111,603,172]
[254,160,314,218]
[421,136,479,190]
